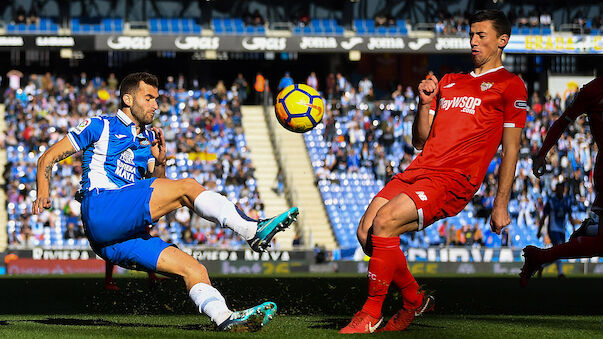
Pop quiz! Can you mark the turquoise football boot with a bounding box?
[248,207,299,252]
[218,302,277,332]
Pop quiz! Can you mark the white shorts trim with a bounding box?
[417,208,425,230]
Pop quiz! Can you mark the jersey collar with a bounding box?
[470,66,504,78]
[116,109,134,126]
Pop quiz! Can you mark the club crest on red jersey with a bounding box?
[480,82,493,91]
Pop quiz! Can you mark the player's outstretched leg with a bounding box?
[149,180,298,253]
[194,190,298,252]
[157,246,277,332]
[218,302,277,332]
[248,207,299,252]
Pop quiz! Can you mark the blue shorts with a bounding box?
[81,178,173,271]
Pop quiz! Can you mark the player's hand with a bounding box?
[418,75,439,105]
[531,154,546,178]
[32,196,51,215]
[151,127,166,165]
[490,205,510,235]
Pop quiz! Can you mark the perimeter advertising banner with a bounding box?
[0,33,600,53]
[92,34,602,54]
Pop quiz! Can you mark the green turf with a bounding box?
[0,314,601,338]
[0,276,602,337]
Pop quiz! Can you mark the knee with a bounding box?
[177,178,204,198]
[373,210,395,235]
[181,260,208,281]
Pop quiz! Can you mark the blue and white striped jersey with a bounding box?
[67,110,156,193]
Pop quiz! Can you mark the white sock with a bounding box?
[189,282,233,325]
[193,191,257,240]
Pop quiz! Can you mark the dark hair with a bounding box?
[469,9,511,37]
[118,72,159,107]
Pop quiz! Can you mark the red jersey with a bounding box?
[563,76,603,210]
[563,76,603,150]
[406,66,527,188]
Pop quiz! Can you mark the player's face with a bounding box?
[469,20,507,67]
[131,81,159,126]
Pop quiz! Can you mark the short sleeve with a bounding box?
[502,77,527,128]
[67,117,103,151]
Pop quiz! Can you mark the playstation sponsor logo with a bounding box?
[107,36,152,50]
[175,36,220,50]
[242,37,286,51]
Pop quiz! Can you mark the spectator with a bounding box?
[278,72,294,91]
[306,71,318,90]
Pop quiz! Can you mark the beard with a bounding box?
[131,101,153,125]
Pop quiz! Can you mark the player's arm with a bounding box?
[491,127,522,235]
[32,137,77,215]
[412,75,439,150]
[533,87,589,177]
[149,127,166,178]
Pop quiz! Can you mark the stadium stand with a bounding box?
[149,18,202,35]
[71,18,123,34]
[6,18,59,34]
[212,18,264,35]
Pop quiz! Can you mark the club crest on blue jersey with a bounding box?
[137,133,151,146]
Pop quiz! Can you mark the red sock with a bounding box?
[105,261,114,284]
[541,235,603,263]
[391,253,423,309]
[361,235,401,318]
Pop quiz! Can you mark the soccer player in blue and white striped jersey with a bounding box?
[32,72,297,332]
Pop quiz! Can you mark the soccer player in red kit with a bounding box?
[340,9,527,333]
[520,76,603,287]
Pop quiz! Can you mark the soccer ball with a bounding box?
[275,84,324,133]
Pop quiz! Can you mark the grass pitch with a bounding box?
[0,274,602,338]
[0,314,601,338]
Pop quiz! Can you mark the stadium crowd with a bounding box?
[3,71,265,249]
[2,70,596,252]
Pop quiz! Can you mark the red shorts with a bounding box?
[376,169,477,230]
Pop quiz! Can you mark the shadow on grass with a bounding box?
[0,321,9,326]
[463,315,603,331]
[308,317,445,330]
[21,318,214,331]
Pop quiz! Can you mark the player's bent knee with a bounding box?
[372,211,396,236]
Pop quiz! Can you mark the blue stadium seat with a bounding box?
[542,27,552,35]
[149,19,159,33]
[591,29,600,36]
[6,24,16,33]
[520,27,530,35]
[511,26,519,35]
[170,18,181,32]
